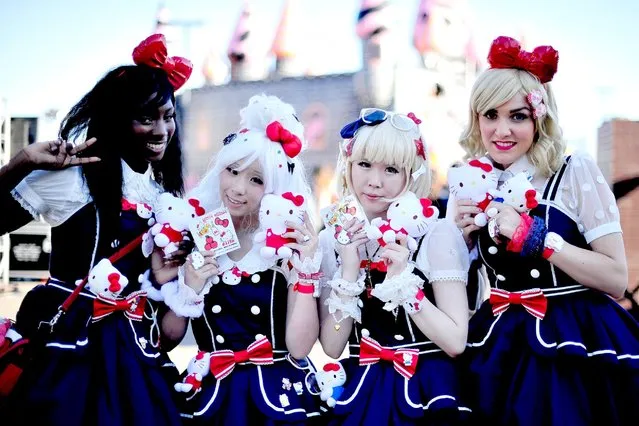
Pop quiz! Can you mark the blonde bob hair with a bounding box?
[336,115,432,201]
[459,68,565,177]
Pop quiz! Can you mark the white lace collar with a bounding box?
[217,244,278,274]
[121,160,164,207]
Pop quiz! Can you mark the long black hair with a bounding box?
[59,65,185,236]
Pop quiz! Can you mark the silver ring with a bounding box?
[302,235,310,243]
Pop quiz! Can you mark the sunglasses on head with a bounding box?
[340,108,418,139]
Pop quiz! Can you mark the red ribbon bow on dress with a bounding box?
[209,336,274,380]
[489,288,547,319]
[360,259,388,272]
[487,36,559,84]
[359,336,419,379]
[92,291,147,322]
[121,198,152,212]
[132,34,193,91]
[266,121,302,158]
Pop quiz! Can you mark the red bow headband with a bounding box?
[266,121,302,158]
[487,36,558,83]
[132,34,193,91]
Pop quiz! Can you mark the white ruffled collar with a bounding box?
[217,244,278,274]
[121,160,164,207]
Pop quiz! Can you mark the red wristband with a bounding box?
[293,282,315,294]
[506,213,533,253]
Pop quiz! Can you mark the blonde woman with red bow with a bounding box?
[453,36,639,425]
[0,35,192,425]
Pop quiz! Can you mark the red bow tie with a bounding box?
[360,260,387,272]
[92,291,147,322]
[489,288,547,319]
[359,336,419,379]
[209,337,274,380]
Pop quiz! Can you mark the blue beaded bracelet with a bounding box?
[521,216,547,258]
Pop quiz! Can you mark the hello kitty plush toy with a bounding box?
[447,157,499,226]
[316,362,346,407]
[175,351,211,394]
[150,193,204,256]
[490,172,539,215]
[365,191,439,251]
[254,192,306,259]
[79,258,129,299]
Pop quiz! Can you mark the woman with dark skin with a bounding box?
[0,34,192,426]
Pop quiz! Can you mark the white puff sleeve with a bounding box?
[561,151,622,244]
[415,219,470,284]
[10,167,92,227]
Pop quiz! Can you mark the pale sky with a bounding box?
[1,0,638,154]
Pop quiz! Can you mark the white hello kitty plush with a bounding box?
[79,258,129,299]
[174,351,211,394]
[151,193,203,256]
[316,362,347,408]
[447,157,499,226]
[365,191,439,251]
[490,172,539,215]
[254,192,306,259]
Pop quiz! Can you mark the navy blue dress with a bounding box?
[464,157,639,425]
[319,221,471,426]
[2,166,182,426]
[179,255,322,425]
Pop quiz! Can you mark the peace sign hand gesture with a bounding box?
[23,137,100,170]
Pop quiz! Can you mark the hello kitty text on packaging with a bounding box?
[189,207,241,257]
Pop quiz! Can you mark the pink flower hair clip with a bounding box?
[526,90,547,119]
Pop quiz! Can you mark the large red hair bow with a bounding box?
[487,36,558,84]
[132,34,193,91]
[266,121,302,158]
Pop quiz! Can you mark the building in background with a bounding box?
[178,0,480,209]
[597,119,639,312]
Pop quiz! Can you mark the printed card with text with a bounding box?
[189,207,240,257]
[320,195,367,231]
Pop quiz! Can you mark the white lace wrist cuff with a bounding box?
[325,290,362,323]
[371,265,424,313]
[138,269,164,302]
[161,266,206,318]
[327,272,366,297]
[290,250,322,274]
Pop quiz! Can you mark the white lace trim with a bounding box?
[325,290,362,323]
[216,244,278,275]
[327,271,366,297]
[122,160,164,207]
[429,270,468,283]
[10,188,40,220]
[290,249,322,274]
[371,265,424,313]
[139,269,164,302]
[161,267,206,318]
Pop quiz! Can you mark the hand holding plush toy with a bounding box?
[489,172,539,216]
[150,193,203,256]
[447,157,499,226]
[254,192,306,259]
[174,351,211,394]
[365,191,438,251]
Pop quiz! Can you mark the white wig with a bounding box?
[188,94,313,215]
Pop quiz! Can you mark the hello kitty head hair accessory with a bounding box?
[526,90,547,119]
